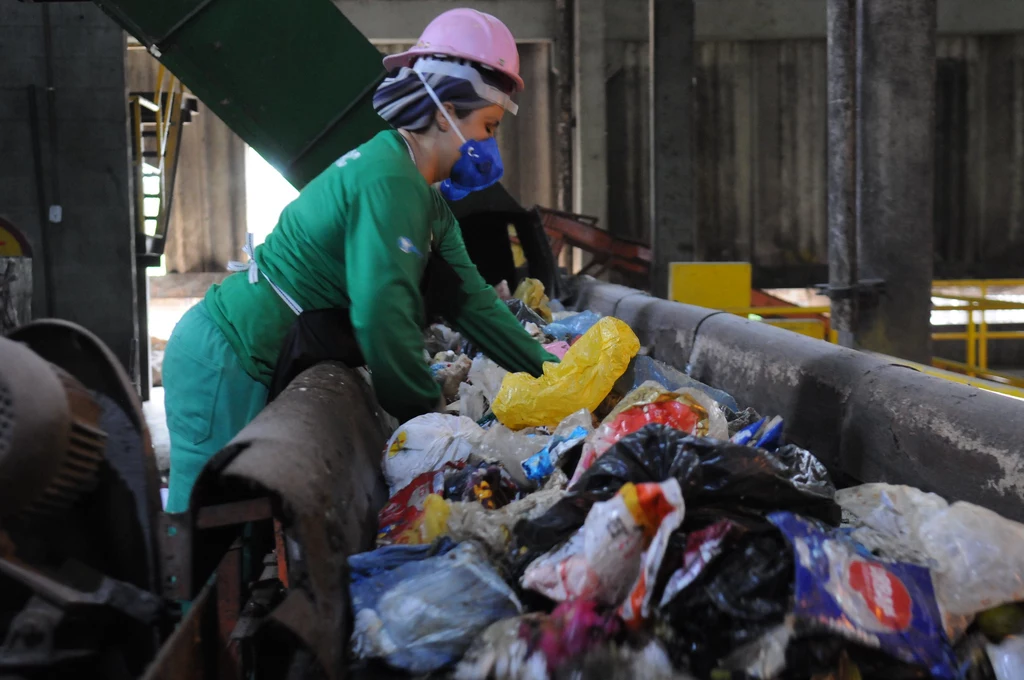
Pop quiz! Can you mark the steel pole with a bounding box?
[826,0,859,346]
[649,0,695,299]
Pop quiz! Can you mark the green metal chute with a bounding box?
[95,0,389,189]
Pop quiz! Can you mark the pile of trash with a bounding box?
[350,280,1024,679]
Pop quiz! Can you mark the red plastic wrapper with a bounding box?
[572,401,705,486]
[377,463,463,546]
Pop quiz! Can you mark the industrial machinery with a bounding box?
[0,321,163,678]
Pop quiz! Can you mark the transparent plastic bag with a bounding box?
[382,414,482,495]
[626,355,738,413]
[919,502,1024,617]
[351,541,523,673]
[544,311,602,341]
[492,317,640,430]
[839,484,1024,619]
[521,479,685,606]
[474,423,551,487]
[457,357,509,421]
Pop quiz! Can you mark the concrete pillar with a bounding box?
[0,3,140,382]
[573,0,607,230]
[855,0,937,362]
[649,0,695,298]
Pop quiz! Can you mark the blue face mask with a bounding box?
[415,71,505,201]
[439,137,504,201]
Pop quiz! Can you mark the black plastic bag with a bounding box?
[513,425,838,557]
[506,298,547,328]
[659,520,794,677]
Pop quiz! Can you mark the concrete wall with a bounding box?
[0,3,138,378]
[611,35,1024,287]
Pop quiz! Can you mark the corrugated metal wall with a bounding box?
[609,35,1024,285]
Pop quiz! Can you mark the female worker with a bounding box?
[162,8,557,512]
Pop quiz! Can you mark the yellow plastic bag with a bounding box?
[513,278,553,323]
[492,317,640,429]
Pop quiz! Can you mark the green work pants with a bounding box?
[163,301,268,513]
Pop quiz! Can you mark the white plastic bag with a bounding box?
[521,479,685,606]
[383,414,483,496]
[988,636,1024,680]
[836,483,948,565]
[458,357,509,421]
[920,501,1024,616]
[839,483,1024,620]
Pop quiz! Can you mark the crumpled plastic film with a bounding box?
[457,357,509,422]
[839,484,1024,620]
[570,381,729,485]
[521,479,685,606]
[473,423,551,487]
[382,413,483,495]
[513,426,838,559]
[447,470,568,555]
[513,277,553,323]
[544,310,602,342]
[919,501,1024,617]
[351,541,523,673]
[492,317,640,430]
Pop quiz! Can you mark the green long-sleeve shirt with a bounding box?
[204,130,556,422]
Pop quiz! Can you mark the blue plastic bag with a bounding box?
[349,538,456,583]
[543,311,602,341]
[350,542,522,673]
[769,512,957,679]
[522,425,589,481]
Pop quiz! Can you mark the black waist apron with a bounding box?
[267,253,469,402]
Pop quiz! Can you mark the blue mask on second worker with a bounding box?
[439,137,504,201]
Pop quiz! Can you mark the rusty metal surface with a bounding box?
[215,542,242,679]
[141,569,214,680]
[158,512,192,601]
[195,498,273,530]
[0,336,71,518]
[189,362,392,680]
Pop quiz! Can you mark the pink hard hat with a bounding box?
[382,8,524,92]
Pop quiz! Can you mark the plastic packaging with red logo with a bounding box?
[768,511,958,679]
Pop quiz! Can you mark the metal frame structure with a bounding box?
[129,65,189,267]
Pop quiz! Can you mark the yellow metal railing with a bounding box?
[721,279,1024,398]
[128,64,187,262]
